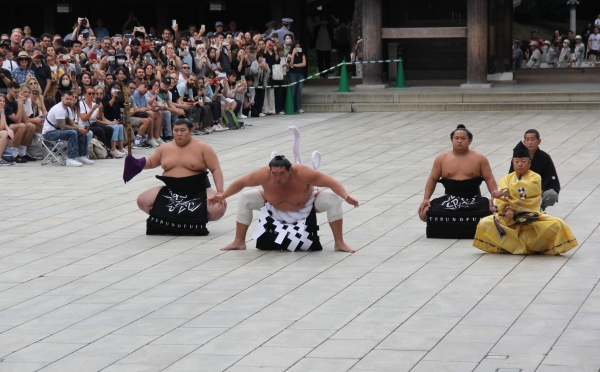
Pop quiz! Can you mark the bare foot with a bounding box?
[334,242,356,253]
[220,241,247,251]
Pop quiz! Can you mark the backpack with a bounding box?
[222,109,243,130]
[88,137,109,159]
[27,133,45,159]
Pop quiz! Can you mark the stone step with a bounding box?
[302,92,600,105]
[303,101,600,113]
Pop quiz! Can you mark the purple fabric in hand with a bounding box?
[123,155,146,183]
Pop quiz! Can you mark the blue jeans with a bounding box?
[162,110,172,138]
[288,72,303,111]
[107,124,124,142]
[44,130,89,159]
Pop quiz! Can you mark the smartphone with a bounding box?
[135,26,143,32]
[70,71,76,78]
[124,34,133,39]
[217,72,226,78]
[201,25,205,30]
[297,48,302,52]
[185,46,189,52]
[107,56,115,62]
[114,37,122,42]
[172,20,177,27]
[241,75,245,81]
[222,41,229,46]
[58,59,68,64]
[95,98,101,104]
[89,53,97,60]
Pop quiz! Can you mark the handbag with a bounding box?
[88,137,109,159]
[272,64,284,81]
[27,133,44,159]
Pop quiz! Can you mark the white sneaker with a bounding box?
[155,138,166,145]
[238,114,247,119]
[111,149,124,158]
[206,126,214,133]
[258,113,266,117]
[146,138,159,147]
[213,124,226,132]
[278,111,285,115]
[297,109,304,114]
[66,158,83,167]
[76,157,94,165]
[118,149,128,156]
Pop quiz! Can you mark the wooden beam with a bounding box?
[381,27,467,39]
[466,0,488,84]
[362,0,383,85]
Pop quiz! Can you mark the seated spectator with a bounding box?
[128,81,155,148]
[13,51,34,84]
[4,82,37,163]
[288,41,306,114]
[20,84,44,133]
[42,90,93,167]
[100,81,127,157]
[78,86,114,152]
[0,94,15,165]
[222,70,245,118]
[155,77,184,142]
[78,72,94,93]
[30,85,47,131]
[473,145,577,255]
[143,80,165,147]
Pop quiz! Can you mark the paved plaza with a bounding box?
[0,110,599,372]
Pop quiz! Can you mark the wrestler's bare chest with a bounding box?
[441,154,481,180]
[161,143,207,177]
[263,182,313,211]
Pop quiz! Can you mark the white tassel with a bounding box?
[288,125,303,164]
[311,151,321,170]
[270,151,279,161]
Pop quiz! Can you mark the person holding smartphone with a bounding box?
[78,86,113,152]
[177,37,194,70]
[288,42,306,114]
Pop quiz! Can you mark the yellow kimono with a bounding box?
[473,170,577,255]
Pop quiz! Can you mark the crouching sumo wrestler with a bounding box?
[207,155,359,252]
[124,119,226,235]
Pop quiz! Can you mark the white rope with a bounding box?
[311,151,322,170]
[288,125,303,164]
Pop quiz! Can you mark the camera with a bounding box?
[80,17,88,27]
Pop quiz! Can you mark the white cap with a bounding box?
[529,40,538,46]
[576,35,582,39]
[563,40,570,45]
[543,40,551,45]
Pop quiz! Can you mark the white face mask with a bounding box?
[542,46,548,52]
[117,59,126,65]
[61,80,70,87]
[285,39,292,45]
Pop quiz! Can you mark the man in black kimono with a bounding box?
[509,129,560,211]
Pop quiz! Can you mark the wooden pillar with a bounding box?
[466,0,488,84]
[362,0,383,85]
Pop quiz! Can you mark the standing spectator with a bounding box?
[269,18,295,43]
[564,31,575,50]
[42,90,93,167]
[527,41,541,68]
[572,35,585,67]
[595,14,600,28]
[551,30,562,46]
[10,28,23,56]
[512,39,524,69]
[262,40,277,115]
[288,42,306,114]
[354,36,364,78]
[581,22,593,49]
[588,27,600,66]
[22,37,35,57]
[23,26,32,39]
[5,82,37,162]
[527,30,544,51]
[558,40,571,68]
[0,42,17,72]
[94,19,109,40]
[311,17,334,79]
[45,55,64,99]
[274,44,289,115]
[250,51,269,117]
[334,19,354,75]
[31,49,51,97]
[263,21,276,38]
[40,33,53,54]
[215,22,224,34]
[177,38,194,71]
[0,53,13,94]
[13,52,34,84]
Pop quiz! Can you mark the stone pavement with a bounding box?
[0,111,599,372]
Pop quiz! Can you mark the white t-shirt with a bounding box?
[43,103,73,135]
[78,101,99,127]
[590,34,600,51]
[2,60,18,72]
[23,98,33,117]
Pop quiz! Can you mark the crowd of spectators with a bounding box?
[0,16,311,166]
[513,18,600,69]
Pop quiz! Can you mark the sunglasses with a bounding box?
[181,67,190,69]
[86,92,95,96]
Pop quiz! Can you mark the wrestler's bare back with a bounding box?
[435,150,485,180]
[254,165,316,212]
[149,139,212,177]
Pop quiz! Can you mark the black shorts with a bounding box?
[589,50,599,56]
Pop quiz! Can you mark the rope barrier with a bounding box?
[248,58,403,89]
